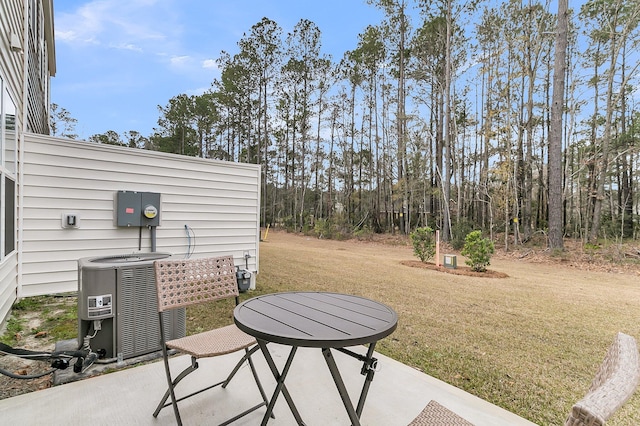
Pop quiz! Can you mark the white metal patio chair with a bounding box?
[152,256,270,426]
[565,332,640,426]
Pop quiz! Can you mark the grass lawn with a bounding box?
[192,231,640,426]
[5,230,636,423]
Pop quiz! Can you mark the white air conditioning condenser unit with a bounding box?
[77,253,186,362]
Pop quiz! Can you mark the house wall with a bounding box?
[20,134,261,297]
[0,0,23,102]
[0,0,24,327]
[0,253,17,328]
[25,0,55,134]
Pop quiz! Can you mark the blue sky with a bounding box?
[52,0,385,139]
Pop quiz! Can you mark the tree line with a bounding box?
[51,0,640,247]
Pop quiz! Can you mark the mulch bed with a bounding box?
[400,260,509,278]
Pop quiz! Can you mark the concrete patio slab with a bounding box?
[0,344,537,425]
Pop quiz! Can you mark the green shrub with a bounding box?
[451,220,474,250]
[313,217,352,240]
[354,226,374,241]
[410,227,436,263]
[584,242,600,252]
[314,218,331,238]
[461,230,495,272]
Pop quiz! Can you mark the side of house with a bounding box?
[1,0,55,327]
[0,0,23,334]
[20,134,261,297]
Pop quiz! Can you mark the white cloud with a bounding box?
[55,28,100,45]
[55,0,177,51]
[55,30,77,41]
[110,43,144,52]
[202,59,217,70]
[170,55,191,66]
[55,2,108,45]
[54,0,227,83]
[186,86,209,96]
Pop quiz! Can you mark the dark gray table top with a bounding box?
[233,292,398,348]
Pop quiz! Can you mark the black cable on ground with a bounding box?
[0,366,55,379]
[0,342,52,360]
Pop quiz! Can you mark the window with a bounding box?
[1,76,17,260]
[4,177,14,256]
[4,86,16,174]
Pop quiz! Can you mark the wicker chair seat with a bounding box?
[408,400,474,425]
[167,324,256,358]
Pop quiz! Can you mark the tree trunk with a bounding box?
[548,0,568,250]
[442,0,453,241]
[397,4,408,234]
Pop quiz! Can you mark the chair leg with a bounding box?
[156,345,182,425]
[221,345,257,387]
[155,346,272,425]
[153,354,199,422]
[220,346,273,420]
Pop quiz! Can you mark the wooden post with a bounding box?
[435,230,440,266]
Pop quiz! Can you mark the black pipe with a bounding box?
[150,226,157,252]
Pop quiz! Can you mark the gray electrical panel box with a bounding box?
[116,191,161,227]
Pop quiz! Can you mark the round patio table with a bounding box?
[234,291,398,426]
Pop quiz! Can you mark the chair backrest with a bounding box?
[565,332,640,426]
[154,256,238,312]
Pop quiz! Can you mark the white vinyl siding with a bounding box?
[20,134,260,297]
[0,0,55,327]
[25,0,55,133]
[0,0,25,327]
[0,252,17,327]
[0,0,23,105]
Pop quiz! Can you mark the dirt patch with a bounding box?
[0,332,57,399]
[400,260,509,278]
[0,297,75,400]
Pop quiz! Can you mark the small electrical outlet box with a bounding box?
[61,212,81,228]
